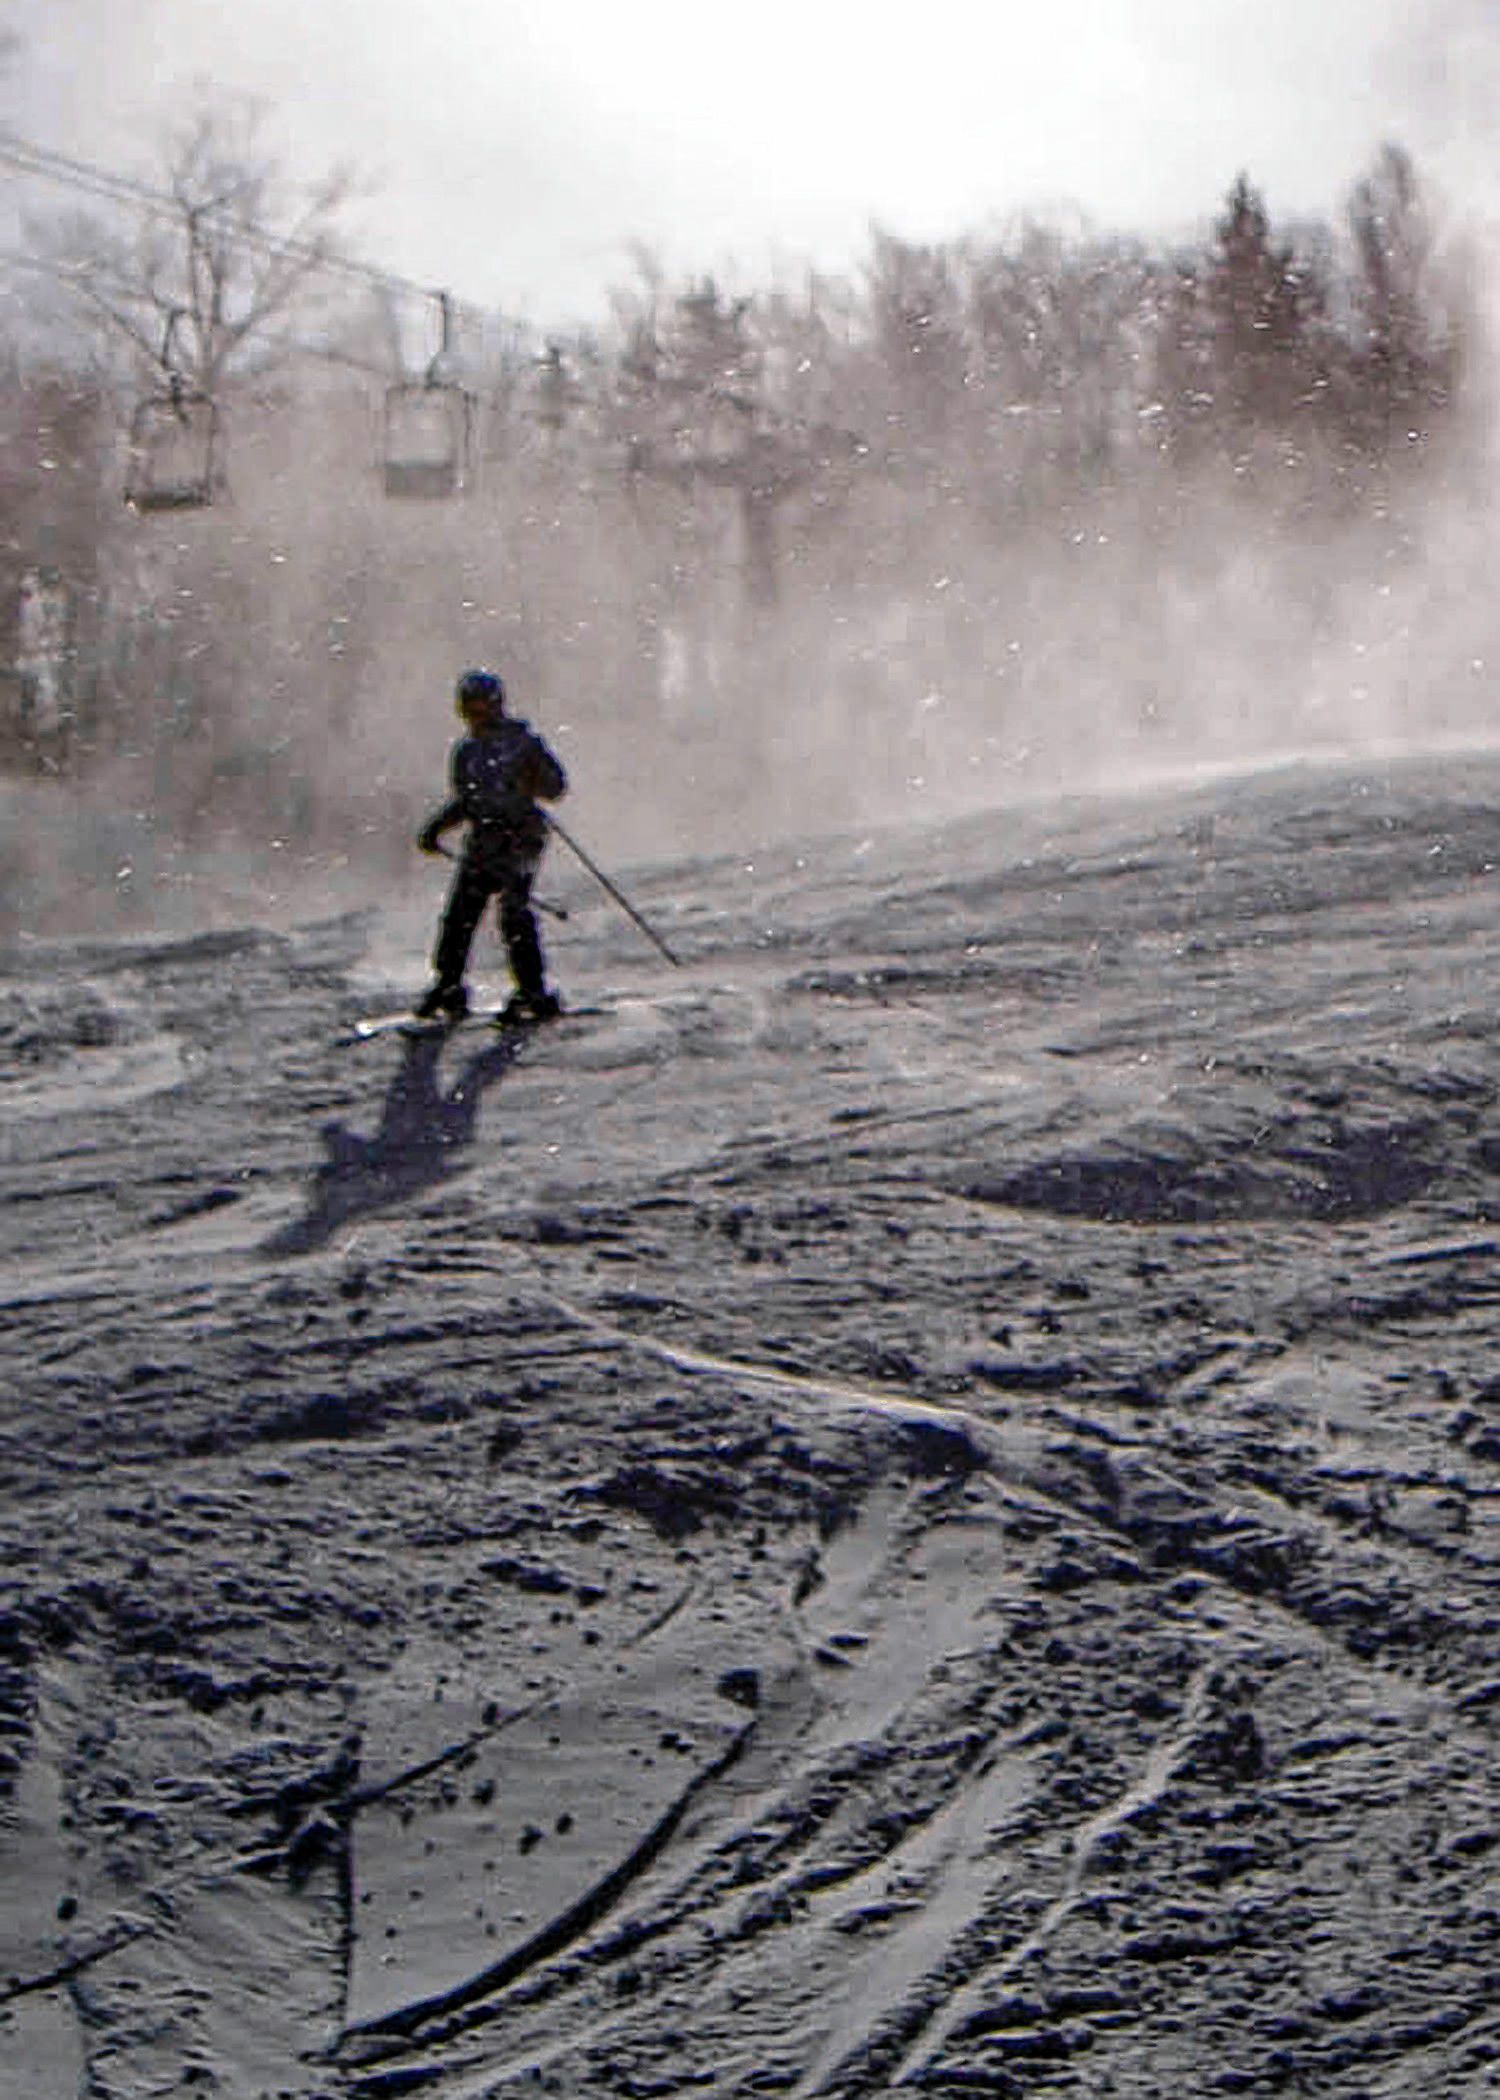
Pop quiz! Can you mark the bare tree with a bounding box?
[864,229,969,467]
[966,220,1162,493]
[27,87,354,398]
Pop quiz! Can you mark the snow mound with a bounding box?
[0,982,184,1116]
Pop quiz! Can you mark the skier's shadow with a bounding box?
[264,1028,528,1256]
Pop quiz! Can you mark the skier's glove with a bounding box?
[417,822,447,855]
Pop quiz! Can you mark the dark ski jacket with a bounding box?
[420,718,566,861]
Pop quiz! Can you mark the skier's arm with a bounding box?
[417,797,463,854]
[519,735,566,803]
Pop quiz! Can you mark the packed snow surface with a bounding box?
[2,752,1498,2098]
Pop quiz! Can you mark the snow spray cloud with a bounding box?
[3,147,1497,941]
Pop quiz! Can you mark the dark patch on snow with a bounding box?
[583,1460,743,1539]
[969,1115,1439,1224]
[146,1184,243,1229]
[895,1416,987,1480]
[0,984,137,1069]
[188,1388,391,1453]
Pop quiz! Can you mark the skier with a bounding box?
[412,667,568,1023]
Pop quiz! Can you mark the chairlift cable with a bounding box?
[0,128,489,326]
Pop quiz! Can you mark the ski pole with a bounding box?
[545,814,682,967]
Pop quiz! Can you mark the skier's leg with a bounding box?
[421,858,490,1011]
[498,860,556,1015]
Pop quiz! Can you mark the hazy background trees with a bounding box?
[0,93,1488,937]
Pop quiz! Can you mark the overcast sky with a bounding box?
[6,0,1497,331]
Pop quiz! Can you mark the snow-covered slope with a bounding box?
[3,753,1498,2097]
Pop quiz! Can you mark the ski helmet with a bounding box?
[455,667,505,717]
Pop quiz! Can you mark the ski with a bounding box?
[338,1002,608,1047]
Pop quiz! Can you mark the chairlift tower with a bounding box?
[627,401,826,609]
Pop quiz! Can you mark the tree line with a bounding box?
[0,97,1481,885]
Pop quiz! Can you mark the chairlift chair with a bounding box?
[124,380,221,513]
[382,377,474,498]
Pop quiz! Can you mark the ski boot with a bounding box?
[412,980,470,1022]
[499,988,562,1027]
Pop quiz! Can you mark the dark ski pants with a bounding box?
[432,849,547,999]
